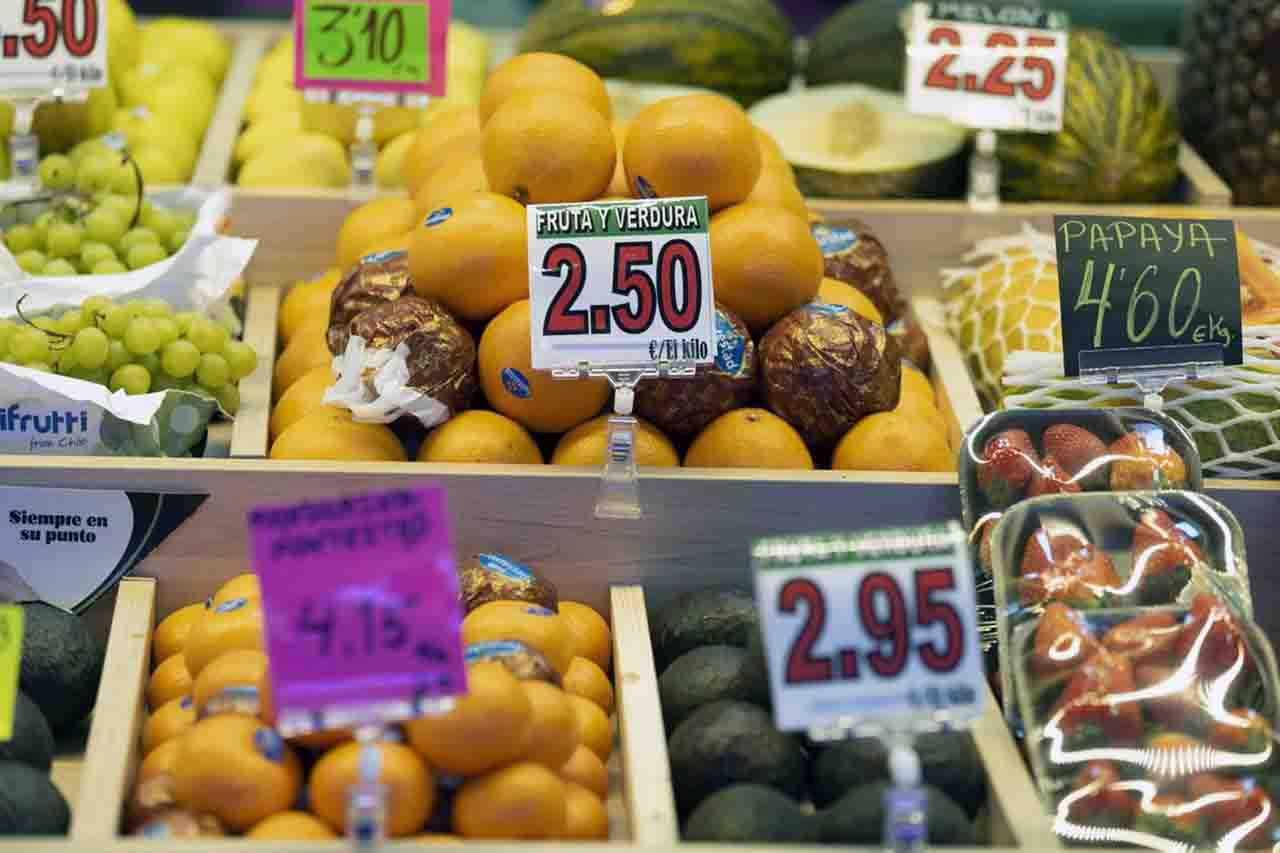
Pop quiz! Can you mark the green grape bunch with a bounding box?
[0,294,257,415]
[0,142,198,278]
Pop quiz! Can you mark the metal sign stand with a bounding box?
[554,360,696,519]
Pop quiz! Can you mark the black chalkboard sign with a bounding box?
[1054,214,1244,378]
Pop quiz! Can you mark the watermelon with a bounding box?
[517,0,795,106]
[998,31,1180,203]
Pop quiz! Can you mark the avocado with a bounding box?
[0,690,54,772]
[819,781,976,845]
[684,784,820,843]
[812,731,987,817]
[667,700,806,814]
[18,602,104,732]
[659,645,771,730]
[0,760,70,835]
[650,587,758,673]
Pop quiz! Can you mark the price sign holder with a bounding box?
[752,522,985,849]
[0,606,21,742]
[1054,214,1244,410]
[293,0,450,193]
[0,0,110,197]
[904,2,1069,212]
[526,197,716,519]
[248,486,466,846]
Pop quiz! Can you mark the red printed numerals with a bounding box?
[777,568,966,686]
[922,25,1056,101]
[21,0,99,59]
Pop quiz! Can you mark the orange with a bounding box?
[562,782,609,840]
[478,300,610,433]
[559,744,608,799]
[462,600,575,675]
[417,410,543,464]
[746,168,807,219]
[212,573,261,607]
[247,811,336,840]
[710,203,823,332]
[309,741,433,837]
[479,53,611,125]
[624,94,761,211]
[336,196,416,271]
[483,90,616,204]
[551,416,679,468]
[270,365,334,442]
[272,329,332,402]
[153,603,205,667]
[832,410,954,473]
[569,694,612,760]
[269,407,407,462]
[287,728,353,752]
[452,761,568,839]
[142,695,195,755]
[182,596,264,679]
[685,408,815,470]
[412,155,489,220]
[409,192,527,323]
[279,270,340,345]
[404,660,532,775]
[520,681,581,769]
[755,126,793,180]
[901,362,937,406]
[172,715,302,832]
[817,277,883,325]
[563,657,614,715]
[408,132,482,200]
[403,106,481,194]
[148,653,192,708]
[606,120,631,197]
[558,601,612,671]
[193,649,268,718]
[137,736,182,785]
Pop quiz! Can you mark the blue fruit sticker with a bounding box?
[714,310,747,377]
[501,368,531,399]
[253,728,285,763]
[215,597,248,613]
[361,249,406,264]
[465,640,531,664]
[477,553,534,582]
[804,302,851,316]
[524,606,555,617]
[425,207,453,227]
[812,223,859,256]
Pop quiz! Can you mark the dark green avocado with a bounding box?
[812,731,987,817]
[684,784,820,843]
[820,781,976,845]
[658,645,771,731]
[0,690,54,772]
[19,602,105,732]
[650,587,758,673]
[667,699,806,815]
[0,760,70,835]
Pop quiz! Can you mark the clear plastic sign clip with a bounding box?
[967,129,1000,213]
[303,89,431,196]
[348,724,390,850]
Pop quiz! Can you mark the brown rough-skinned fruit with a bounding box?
[465,639,562,687]
[1041,423,1109,490]
[812,220,905,324]
[327,250,415,355]
[347,296,477,417]
[634,303,756,435]
[457,553,559,613]
[759,303,900,447]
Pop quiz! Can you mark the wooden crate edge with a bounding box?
[1178,142,1232,208]
[193,30,270,188]
[69,578,155,842]
[914,297,983,452]
[972,681,1059,849]
[610,586,679,846]
[229,283,280,458]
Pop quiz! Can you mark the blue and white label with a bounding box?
[805,302,851,317]
[0,400,98,454]
[465,640,533,664]
[812,224,859,256]
[477,553,535,582]
[361,249,406,265]
[425,208,453,227]
[501,368,531,399]
[714,310,747,377]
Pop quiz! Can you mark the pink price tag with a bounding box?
[248,487,466,733]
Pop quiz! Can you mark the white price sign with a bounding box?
[0,0,109,93]
[753,522,986,734]
[905,2,1067,133]
[527,197,716,371]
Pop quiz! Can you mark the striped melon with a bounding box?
[998,31,1179,203]
[517,0,795,106]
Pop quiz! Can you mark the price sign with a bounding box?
[1054,214,1244,378]
[0,606,20,741]
[526,197,716,371]
[249,487,466,735]
[905,2,1067,133]
[294,0,449,95]
[753,522,985,734]
[0,0,109,93]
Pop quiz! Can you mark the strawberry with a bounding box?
[976,428,1039,507]
[1207,707,1272,753]
[1050,647,1144,743]
[1135,664,1204,730]
[1027,454,1083,497]
[1176,593,1250,678]
[1031,602,1099,675]
[1101,611,1180,665]
[1109,427,1189,490]
[1130,509,1208,604]
[1134,794,1209,845]
[1041,423,1110,490]
[1018,528,1120,608]
[1187,774,1273,843]
[1066,761,1135,825]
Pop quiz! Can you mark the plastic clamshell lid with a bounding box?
[1010,593,1280,850]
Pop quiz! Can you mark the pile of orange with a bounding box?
[130,560,616,841]
[267,53,952,473]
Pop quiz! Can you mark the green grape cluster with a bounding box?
[0,149,197,278]
[0,297,256,414]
